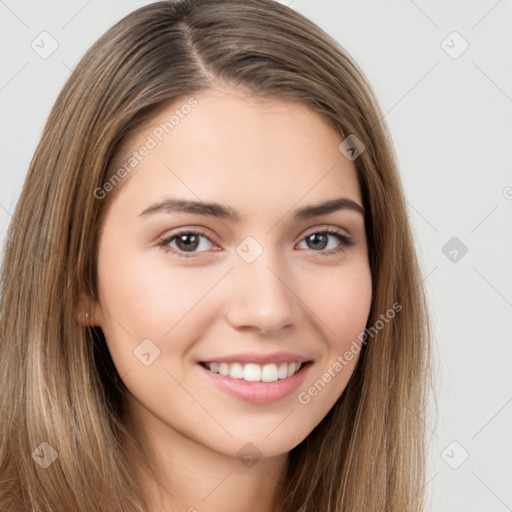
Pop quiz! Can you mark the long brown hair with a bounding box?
[0,1,431,510]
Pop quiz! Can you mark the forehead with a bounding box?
[107,86,361,213]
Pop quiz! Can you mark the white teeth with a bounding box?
[243,363,261,382]
[229,362,244,379]
[277,363,288,379]
[203,361,304,382]
[261,364,278,382]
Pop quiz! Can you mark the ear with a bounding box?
[76,291,103,327]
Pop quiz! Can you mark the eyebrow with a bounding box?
[139,196,364,221]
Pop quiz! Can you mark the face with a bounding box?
[88,86,372,461]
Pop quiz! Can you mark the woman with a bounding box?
[0,1,432,510]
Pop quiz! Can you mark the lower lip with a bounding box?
[196,362,312,404]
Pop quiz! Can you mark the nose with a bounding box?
[224,253,301,335]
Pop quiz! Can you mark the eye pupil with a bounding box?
[306,233,328,250]
[176,234,199,251]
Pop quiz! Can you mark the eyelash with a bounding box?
[157,227,354,259]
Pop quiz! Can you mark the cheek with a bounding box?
[294,264,371,419]
[304,263,372,348]
[96,249,223,366]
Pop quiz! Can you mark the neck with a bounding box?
[123,400,289,512]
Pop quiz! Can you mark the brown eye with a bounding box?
[158,230,216,256]
[175,233,201,252]
[297,229,354,254]
[305,233,329,250]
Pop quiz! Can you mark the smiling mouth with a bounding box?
[199,361,308,382]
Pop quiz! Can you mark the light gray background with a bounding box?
[1,1,511,510]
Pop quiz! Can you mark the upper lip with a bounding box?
[199,351,313,365]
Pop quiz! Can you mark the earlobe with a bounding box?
[77,310,92,327]
[76,292,102,327]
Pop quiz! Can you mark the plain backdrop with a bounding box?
[1,1,511,510]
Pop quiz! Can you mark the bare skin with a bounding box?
[79,85,372,512]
